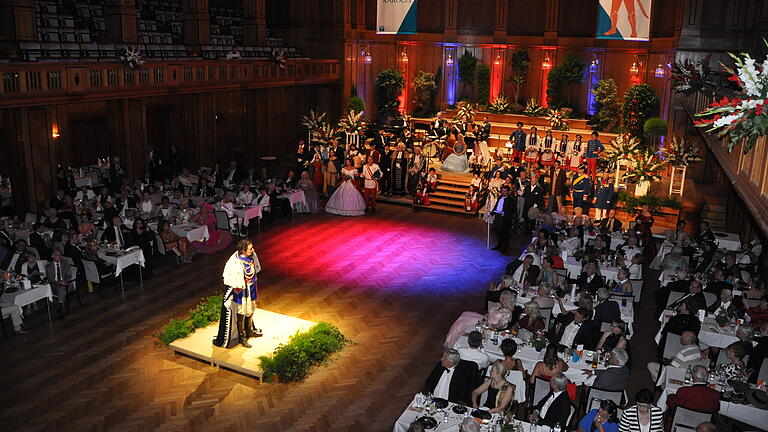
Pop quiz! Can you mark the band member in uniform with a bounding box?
[431,112,445,138]
[389,143,409,195]
[570,166,592,213]
[548,160,568,214]
[361,155,382,212]
[213,239,262,349]
[407,146,427,194]
[510,122,527,162]
[480,116,492,141]
[585,131,605,178]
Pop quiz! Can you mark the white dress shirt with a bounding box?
[539,390,563,418]
[433,365,455,400]
[457,347,490,370]
[622,246,642,262]
[494,196,506,214]
[237,191,254,205]
[114,226,125,248]
[560,321,581,347]
[6,252,22,271]
[561,237,581,253]
[254,193,270,209]
[512,264,527,284]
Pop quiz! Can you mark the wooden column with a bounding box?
[444,0,458,36]
[183,0,210,47]
[242,0,266,46]
[544,0,559,40]
[106,99,147,180]
[105,0,138,44]
[493,0,508,40]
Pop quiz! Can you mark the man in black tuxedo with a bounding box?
[506,254,540,286]
[654,269,692,316]
[593,288,621,324]
[424,349,480,405]
[1,239,31,273]
[575,262,604,295]
[599,209,622,232]
[197,178,216,198]
[669,280,707,314]
[29,223,52,260]
[705,268,733,297]
[491,186,516,254]
[480,116,492,141]
[103,216,132,249]
[553,307,600,350]
[522,173,544,226]
[706,288,745,318]
[695,221,716,244]
[695,248,722,275]
[529,373,572,428]
[109,156,126,192]
[49,190,65,210]
[547,161,568,213]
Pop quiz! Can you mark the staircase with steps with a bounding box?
[701,196,728,231]
[414,170,477,215]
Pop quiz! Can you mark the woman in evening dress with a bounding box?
[325,159,366,216]
[191,202,233,254]
[440,134,470,173]
[297,171,320,213]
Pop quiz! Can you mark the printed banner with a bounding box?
[596,0,652,41]
[377,0,417,34]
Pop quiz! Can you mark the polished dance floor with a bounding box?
[0,205,516,432]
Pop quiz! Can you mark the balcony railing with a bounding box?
[679,86,768,234]
[0,58,340,107]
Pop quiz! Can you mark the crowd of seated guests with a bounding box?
[0,148,324,324]
[416,205,767,432]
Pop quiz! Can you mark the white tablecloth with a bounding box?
[454,332,600,386]
[564,258,620,283]
[0,283,53,315]
[393,394,503,432]
[282,189,306,210]
[172,224,209,243]
[657,367,766,429]
[656,313,741,348]
[230,206,262,227]
[74,177,92,188]
[98,248,145,276]
[714,232,741,252]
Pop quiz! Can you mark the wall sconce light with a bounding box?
[542,54,552,70]
[400,49,408,63]
[654,63,665,78]
[494,53,502,65]
[629,61,640,76]
[51,124,60,139]
[590,54,599,71]
[361,45,372,64]
[446,54,454,66]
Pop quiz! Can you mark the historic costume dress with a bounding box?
[191,202,233,254]
[213,251,262,348]
[440,135,470,173]
[569,137,584,172]
[389,148,409,194]
[325,167,366,216]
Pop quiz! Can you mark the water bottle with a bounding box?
[554,422,562,432]
[684,365,693,385]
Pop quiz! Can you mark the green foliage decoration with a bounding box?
[523,98,546,117]
[476,64,491,105]
[157,295,223,345]
[411,70,438,117]
[622,84,660,140]
[348,96,365,114]
[617,191,682,212]
[259,322,350,383]
[374,68,405,120]
[507,48,531,104]
[488,95,511,114]
[589,78,622,132]
[546,52,586,109]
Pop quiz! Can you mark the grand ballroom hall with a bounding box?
[1,0,768,431]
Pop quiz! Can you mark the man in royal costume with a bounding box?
[213,239,262,348]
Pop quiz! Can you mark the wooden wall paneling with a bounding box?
[557,0,598,37]
[417,0,445,33]
[507,0,546,36]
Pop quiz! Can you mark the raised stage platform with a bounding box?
[168,308,316,381]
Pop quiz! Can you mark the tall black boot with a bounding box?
[244,315,262,338]
[236,314,251,348]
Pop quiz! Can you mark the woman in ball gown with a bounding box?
[190,202,233,254]
[325,159,366,216]
[297,170,320,213]
[441,134,470,173]
[311,153,324,197]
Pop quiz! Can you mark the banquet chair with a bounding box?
[672,424,696,432]
[600,322,611,332]
[702,292,718,308]
[82,259,116,297]
[745,298,761,308]
[629,279,643,304]
[666,291,686,307]
[554,268,569,282]
[585,387,623,412]
[758,358,768,382]
[662,332,684,362]
[671,407,712,431]
[539,307,553,330]
[531,376,550,408]
[715,349,749,367]
[25,213,38,225]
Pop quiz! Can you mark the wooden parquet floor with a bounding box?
[0,205,524,432]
